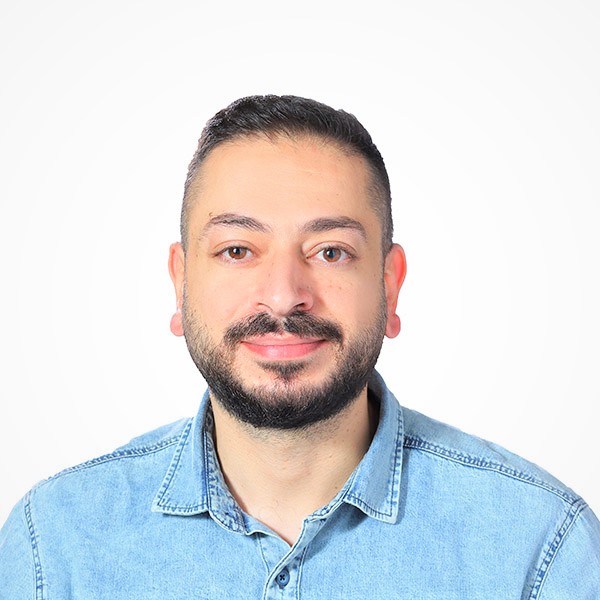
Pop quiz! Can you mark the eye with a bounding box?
[315,247,351,263]
[218,246,252,262]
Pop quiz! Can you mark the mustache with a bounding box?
[223,312,343,346]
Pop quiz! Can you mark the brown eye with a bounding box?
[320,247,345,262]
[313,246,354,264]
[225,247,249,260]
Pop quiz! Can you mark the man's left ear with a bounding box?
[383,244,407,338]
[168,242,185,337]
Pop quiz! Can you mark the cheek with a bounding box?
[186,274,254,330]
[184,274,220,319]
[322,275,383,324]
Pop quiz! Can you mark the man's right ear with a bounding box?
[168,242,185,337]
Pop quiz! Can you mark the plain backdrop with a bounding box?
[1,1,599,525]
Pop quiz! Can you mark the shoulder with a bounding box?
[401,406,580,505]
[398,406,600,593]
[0,417,193,593]
[27,417,191,507]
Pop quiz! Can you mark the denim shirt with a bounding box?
[2,373,599,599]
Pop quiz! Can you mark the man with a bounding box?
[1,95,599,598]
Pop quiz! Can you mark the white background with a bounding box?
[1,1,599,525]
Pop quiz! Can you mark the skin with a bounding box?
[168,135,406,544]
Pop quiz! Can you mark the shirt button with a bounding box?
[276,567,290,588]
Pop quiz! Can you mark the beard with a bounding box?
[182,295,387,430]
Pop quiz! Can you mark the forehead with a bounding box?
[187,135,378,230]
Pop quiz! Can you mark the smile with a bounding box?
[240,335,327,360]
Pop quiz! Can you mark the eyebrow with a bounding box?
[200,213,271,239]
[302,217,367,241]
[199,213,367,241]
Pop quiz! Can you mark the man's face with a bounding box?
[169,135,405,429]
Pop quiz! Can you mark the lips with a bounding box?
[240,335,326,360]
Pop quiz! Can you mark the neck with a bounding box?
[210,388,377,546]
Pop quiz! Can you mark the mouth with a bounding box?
[240,335,327,360]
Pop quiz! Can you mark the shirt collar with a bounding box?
[336,371,404,523]
[151,371,404,527]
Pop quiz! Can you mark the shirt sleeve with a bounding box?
[537,505,600,599]
[0,497,36,599]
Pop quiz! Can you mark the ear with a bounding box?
[383,244,407,338]
[168,242,185,337]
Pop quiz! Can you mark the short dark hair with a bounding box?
[180,95,393,253]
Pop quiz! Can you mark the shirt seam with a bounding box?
[527,499,587,600]
[403,435,577,503]
[255,534,272,575]
[295,544,309,600]
[39,434,183,485]
[24,491,45,600]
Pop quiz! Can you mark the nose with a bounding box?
[254,253,314,317]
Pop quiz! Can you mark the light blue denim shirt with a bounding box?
[2,372,599,599]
